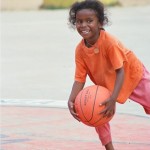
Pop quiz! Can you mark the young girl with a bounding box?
[67,0,150,149]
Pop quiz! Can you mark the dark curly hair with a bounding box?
[68,0,109,28]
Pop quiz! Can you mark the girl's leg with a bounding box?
[129,65,150,114]
[95,122,114,149]
[105,142,115,150]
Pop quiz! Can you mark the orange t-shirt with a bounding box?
[75,30,143,104]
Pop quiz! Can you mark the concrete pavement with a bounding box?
[1,99,150,149]
[1,106,150,150]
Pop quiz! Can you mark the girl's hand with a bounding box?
[68,100,80,122]
[99,67,124,118]
[68,81,85,122]
[99,97,116,118]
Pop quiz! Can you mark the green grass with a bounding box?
[42,0,119,9]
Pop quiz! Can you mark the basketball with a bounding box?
[74,85,115,127]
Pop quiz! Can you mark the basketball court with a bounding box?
[1,105,150,150]
[1,5,150,150]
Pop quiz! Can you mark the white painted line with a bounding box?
[0,99,149,118]
[0,99,68,108]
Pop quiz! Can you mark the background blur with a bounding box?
[1,2,150,150]
[1,0,150,10]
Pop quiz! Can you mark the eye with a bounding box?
[87,19,93,23]
[76,19,82,25]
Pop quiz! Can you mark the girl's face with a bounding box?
[75,9,102,44]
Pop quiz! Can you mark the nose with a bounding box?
[81,21,87,27]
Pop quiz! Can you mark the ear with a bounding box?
[98,22,103,29]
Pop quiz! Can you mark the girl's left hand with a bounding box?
[99,97,116,118]
[99,67,124,118]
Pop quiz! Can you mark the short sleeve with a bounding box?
[107,42,128,70]
[75,47,87,83]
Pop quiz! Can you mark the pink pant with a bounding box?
[95,65,150,145]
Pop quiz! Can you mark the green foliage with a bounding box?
[42,0,119,9]
[42,0,80,9]
[101,0,119,6]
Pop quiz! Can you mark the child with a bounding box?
[67,0,150,149]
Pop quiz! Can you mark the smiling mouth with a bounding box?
[81,30,90,35]
[82,31,89,33]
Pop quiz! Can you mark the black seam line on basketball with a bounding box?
[92,116,109,127]
[90,86,104,126]
[91,88,111,126]
[80,89,92,126]
[81,85,99,126]
[87,85,99,122]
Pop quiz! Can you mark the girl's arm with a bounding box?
[100,67,124,117]
[68,81,85,121]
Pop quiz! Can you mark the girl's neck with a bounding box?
[85,31,100,48]
[85,28,104,48]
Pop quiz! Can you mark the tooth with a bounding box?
[82,31,88,33]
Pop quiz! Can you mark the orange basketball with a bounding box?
[75,85,115,127]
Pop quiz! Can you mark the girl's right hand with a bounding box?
[68,100,80,122]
